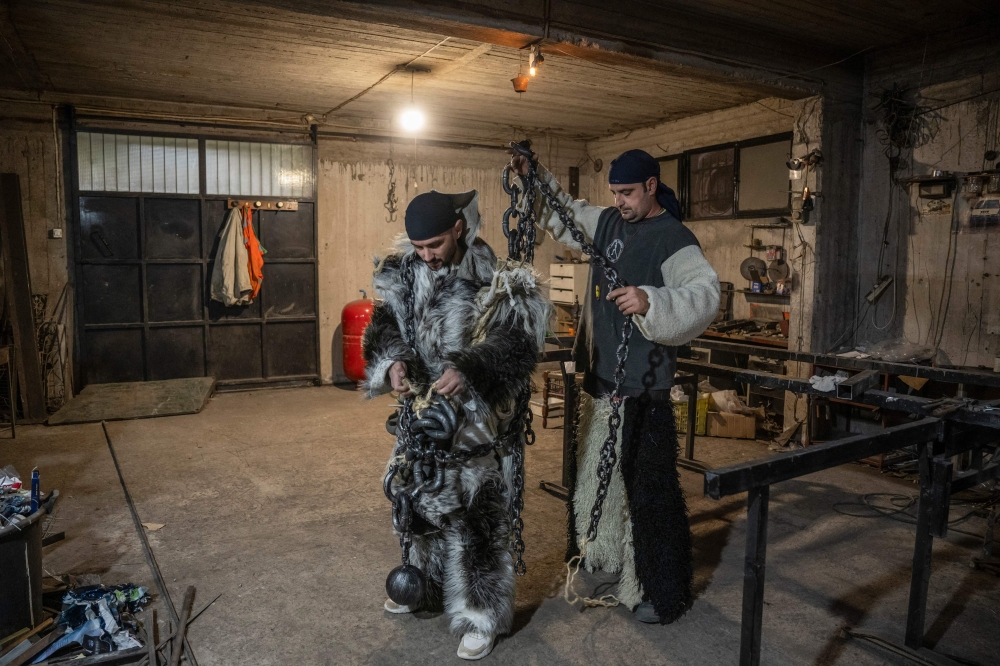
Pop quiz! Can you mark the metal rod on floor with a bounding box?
[102,421,200,666]
[135,595,221,666]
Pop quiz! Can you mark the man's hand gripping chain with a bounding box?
[507,142,634,608]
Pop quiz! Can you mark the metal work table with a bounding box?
[679,350,1000,666]
[542,337,999,665]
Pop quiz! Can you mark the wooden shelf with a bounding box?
[739,289,790,304]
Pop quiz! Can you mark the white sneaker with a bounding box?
[456,631,495,660]
[383,598,418,614]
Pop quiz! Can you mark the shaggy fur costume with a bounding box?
[571,392,692,622]
[362,189,550,637]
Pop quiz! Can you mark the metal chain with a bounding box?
[502,142,537,264]
[509,143,633,544]
[509,385,533,575]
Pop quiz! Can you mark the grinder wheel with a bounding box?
[740,256,767,281]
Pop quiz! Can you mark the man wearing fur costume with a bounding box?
[510,148,720,624]
[362,190,549,659]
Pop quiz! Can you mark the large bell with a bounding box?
[385,564,426,607]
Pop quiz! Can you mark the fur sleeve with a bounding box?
[361,302,413,397]
[446,321,538,412]
[633,245,720,346]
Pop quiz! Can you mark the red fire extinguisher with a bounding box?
[342,289,374,385]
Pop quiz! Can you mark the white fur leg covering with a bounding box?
[573,392,643,609]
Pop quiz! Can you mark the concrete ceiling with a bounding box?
[3,0,996,144]
[0,0,799,142]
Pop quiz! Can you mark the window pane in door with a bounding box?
[204,141,313,197]
[76,133,199,194]
[689,147,734,219]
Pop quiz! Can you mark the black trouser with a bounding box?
[619,394,693,622]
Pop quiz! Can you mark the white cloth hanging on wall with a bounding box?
[210,207,253,306]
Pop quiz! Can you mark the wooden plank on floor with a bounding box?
[47,377,216,425]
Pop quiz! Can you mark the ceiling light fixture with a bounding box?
[399,70,425,133]
[529,44,544,76]
[400,107,425,133]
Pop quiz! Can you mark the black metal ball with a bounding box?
[386,564,426,607]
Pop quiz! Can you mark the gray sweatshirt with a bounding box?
[529,166,721,395]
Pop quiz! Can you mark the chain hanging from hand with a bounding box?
[504,142,633,546]
[498,140,541,575]
[502,140,537,264]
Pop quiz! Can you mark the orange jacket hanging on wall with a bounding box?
[241,205,265,300]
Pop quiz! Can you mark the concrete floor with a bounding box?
[2,380,998,666]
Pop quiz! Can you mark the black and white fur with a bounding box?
[362,189,550,637]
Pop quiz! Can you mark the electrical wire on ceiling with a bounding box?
[320,37,450,120]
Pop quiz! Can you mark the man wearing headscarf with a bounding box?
[510,149,720,624]
[362,190,550,659]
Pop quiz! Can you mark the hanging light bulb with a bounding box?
[399,69,425,133]
[529,45,543,77]
[400,107,425,133]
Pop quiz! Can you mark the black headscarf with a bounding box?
[608,149,682,220]
[405,191,461,241]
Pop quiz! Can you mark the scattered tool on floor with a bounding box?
[102,421,200,666]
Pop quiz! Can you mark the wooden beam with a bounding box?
[0,174,47,422]
[326,0,848,98]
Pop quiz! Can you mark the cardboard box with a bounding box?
[706,411,756,439]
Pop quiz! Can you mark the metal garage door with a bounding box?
[71,131,320,389]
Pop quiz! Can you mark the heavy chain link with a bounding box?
[508,142,632,544]
[509,385,533,575]
[502,140,537,264]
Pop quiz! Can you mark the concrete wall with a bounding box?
[856,36,1000,368]
[318,137,582,383]
[580,98,803,323]
[0,101,70,316]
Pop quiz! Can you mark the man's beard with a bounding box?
[425,244,457,270]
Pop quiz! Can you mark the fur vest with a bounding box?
[362,190,550,525]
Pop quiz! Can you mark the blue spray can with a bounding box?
[30,468,39,513]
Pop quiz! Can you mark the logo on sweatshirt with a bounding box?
[606,238,624,263]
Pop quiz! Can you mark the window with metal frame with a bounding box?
[204,140,313,198]
[77,132,200,194]
[674,132,793,221]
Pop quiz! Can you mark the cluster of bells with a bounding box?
[384,396,461,606]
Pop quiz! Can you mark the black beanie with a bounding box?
[405,192,461,241]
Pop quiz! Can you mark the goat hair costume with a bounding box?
[362,189,550,637]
